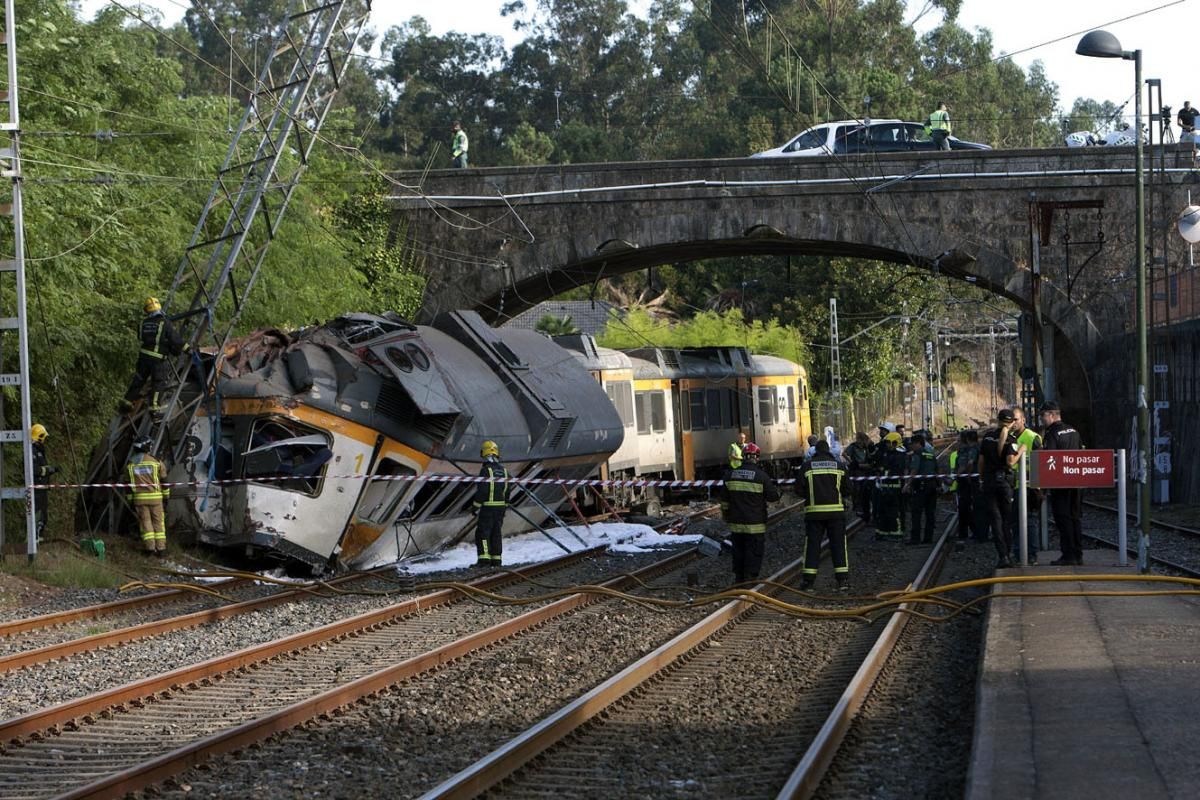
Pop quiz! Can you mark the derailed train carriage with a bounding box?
[84,310,812,573]
[159,310,623,573]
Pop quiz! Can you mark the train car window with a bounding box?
[356,459,417,524]
[386,347,414,373]
[404,343,431,371]
[650,391,667,433]
[243,418,333,497]
[430,484,472,517]
[405,478,441,520]
[721,389,734,429]
[757,386,777,426]
[706,389,721,429]
[679,387,691,431]
[739,389,752,428]
[635,391,652,434]
[787,386,797,423]
[605,382,634,428]
[689,389,707,430]
[799,378,808,403]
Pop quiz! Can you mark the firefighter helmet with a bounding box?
[742,442,761,458]
[885,432,903,446]
[144,297,162,314]
[30,423,48,443]
[480,440,500,458]
[132,436,154,452]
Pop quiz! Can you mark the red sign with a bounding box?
[1033,450,1115,489]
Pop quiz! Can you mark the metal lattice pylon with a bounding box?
[0,0,35,557]
[81,1,372,535]
[150,0,372,454]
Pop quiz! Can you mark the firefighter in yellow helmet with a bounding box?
[30,423,57,540]
[128,435,169,556]
[472,440,509,567]
[120,297,186,416]
[718,442,780,585]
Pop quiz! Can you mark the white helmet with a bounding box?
[1106,131,1136,146]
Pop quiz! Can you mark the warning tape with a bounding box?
[28,470,985,493]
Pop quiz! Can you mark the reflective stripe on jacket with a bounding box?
[719,462,781,534]
[797,456,845,516]
[473,459,509,507]
[128,454,168,503]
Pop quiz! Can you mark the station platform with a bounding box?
[966,550,1200,800]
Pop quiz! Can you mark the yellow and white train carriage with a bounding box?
[170,311,623,572]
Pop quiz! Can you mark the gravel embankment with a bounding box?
[0,549,676,722]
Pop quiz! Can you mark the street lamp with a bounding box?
[1076,30,1151,572]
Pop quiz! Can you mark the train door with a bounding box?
[338,454,420,563]
[737,378,754,443]
[675,378,694,481]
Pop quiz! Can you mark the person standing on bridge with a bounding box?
[926,101,952,151]
[719,442,780,585]
[1040,401,1085,566]
[451,120,469,168]
[796,440,849,592]
[1178,101,1198,142]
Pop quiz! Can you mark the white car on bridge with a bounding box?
[750,119,899,158]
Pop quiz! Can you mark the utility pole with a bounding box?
[0,0,36,558]
[829,297,842,411]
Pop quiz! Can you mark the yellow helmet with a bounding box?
[885,432,903,446]
[480,440,500,458]
[144,296,161,313]
[30,423,48,444]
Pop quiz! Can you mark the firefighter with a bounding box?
[903,432,939,545]
[873,432,907,541]
[30,423,57,540]
[121,297,187,416]
[127,436,169,556]
[1040,401,1084,565]
[472,440,509,567]
[796,439,849,592]
[719,442,780,585]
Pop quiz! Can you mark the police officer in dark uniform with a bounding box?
[121,297,186,414]
[719,442,780,584]
[796,439,849,592]
[978,409,1023,568]
[1040,401,1085,565]
[472,440,509,567]
[903,432,939,544]
[873,432,907,541]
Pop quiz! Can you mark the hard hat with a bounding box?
[885,432,903,445]
[30,423,48,443]
[480,440,500,458]
[879,422,896,433]
[742,442,761,457]
[132,436,154,452]
[144,297,161,313]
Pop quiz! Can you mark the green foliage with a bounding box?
[534,314,580,336]
[597,308,809,366]
[4,1,423,524]
[505,122,555,165]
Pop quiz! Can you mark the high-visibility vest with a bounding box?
[128,454,168,503]
[928,109,951,132]
[949,451,959,492]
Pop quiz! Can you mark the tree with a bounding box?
[534,314,580,336]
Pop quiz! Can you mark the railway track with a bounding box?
[0,542,713,800]
[420,521,950,799]
[1079,501,1200,577]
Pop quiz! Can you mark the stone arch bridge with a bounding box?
[391,145,1199,436]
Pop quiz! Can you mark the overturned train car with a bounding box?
[169,310,623,572]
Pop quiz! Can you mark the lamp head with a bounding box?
[1076,30,1129,59]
